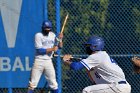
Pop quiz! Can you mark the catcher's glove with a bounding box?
[131,56,140,73]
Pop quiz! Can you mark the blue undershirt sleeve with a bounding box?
[70,62,85,70]
[36,48,46,55]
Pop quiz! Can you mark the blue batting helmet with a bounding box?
[42,20,52,30]
[85,35,105,51]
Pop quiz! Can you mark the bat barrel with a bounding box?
[60,13,69,34]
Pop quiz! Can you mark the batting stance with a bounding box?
[63,35,131,93]
[27,20,63,93]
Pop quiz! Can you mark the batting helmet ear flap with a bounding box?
[91,45,97,49]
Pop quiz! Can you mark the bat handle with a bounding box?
[53,54,82,60]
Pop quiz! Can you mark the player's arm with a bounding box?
[55,33,63,48]
[46,33,62,52]
[35,34,58,55]
[46,46,58,53]
[36,46,58,55]
[63,54,85,70]
[58,33,63,48]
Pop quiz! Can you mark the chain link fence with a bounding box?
[58,0,140,93]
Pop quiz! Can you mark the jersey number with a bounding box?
[95,71,101,79]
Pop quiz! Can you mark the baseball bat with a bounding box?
[53,54,83,60]
[55,13,68,46]
[60,13,69,34]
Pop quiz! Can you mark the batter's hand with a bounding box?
[59,33,63,39]
[55,33,63,46]
[63,54,72,62]
[53,46,58,52]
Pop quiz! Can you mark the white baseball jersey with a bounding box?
[35,32,56,60]
[28,32,58,90]
[80,51,126,84]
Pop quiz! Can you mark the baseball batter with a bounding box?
[27,20,63,93]
[63,35,131,93]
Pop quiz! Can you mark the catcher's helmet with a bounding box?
[42,20,52,30]
[85,35,104,51]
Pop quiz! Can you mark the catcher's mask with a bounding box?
[84,35,105,54]
[42,20,52,36]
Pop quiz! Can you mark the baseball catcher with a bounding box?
[131,56,140,73]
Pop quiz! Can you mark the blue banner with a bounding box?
[0,0,46,88]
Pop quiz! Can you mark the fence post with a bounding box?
[43,0,48,20]
[56,0,62,93]
[8,88,12,93]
